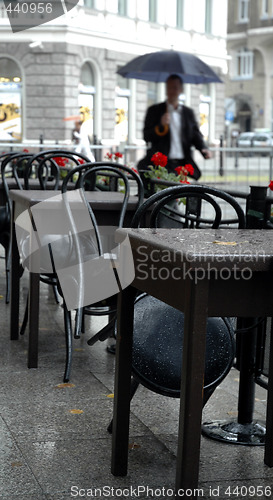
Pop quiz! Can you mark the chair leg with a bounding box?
[202,386,216,407]
[87,316,116,346]
[20,294,29,336]
[63,301,73,383]
[81,311,85,334]
[4,236,11,304]
[52,283,60,304]
[5,267,10,304]
[74,308,83,339]
[107,376,139,434]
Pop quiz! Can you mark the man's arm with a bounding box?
[144,104,168,143]
[186,107,211,159]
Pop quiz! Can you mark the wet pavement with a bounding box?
[0,251,272,499]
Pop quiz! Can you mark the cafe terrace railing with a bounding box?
[1,141,273,193]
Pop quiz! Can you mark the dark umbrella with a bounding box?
[117,50,222,84]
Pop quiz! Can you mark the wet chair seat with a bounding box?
[132,294,235,402]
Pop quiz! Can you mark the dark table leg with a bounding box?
[111,285,136,476]
[28,270,40,368]
[175,276,209,493]
[265,317,273,466]
[10,202,20,340]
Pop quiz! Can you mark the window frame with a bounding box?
[261,0,269,18]
[235,49,254,79]
[83,0,95,9]
[118,0,127,16]
[149,0,157,23]
[176,0,184,29]
[205,0,212,34]
[238,0,249,22]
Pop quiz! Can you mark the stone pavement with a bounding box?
[0,252,272,499]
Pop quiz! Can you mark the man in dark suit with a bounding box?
[138,74,211,180]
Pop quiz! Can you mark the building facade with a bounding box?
[0,0,228,148]
[226,0,273,136]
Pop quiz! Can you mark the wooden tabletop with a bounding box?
[118,227,273,271]
[9,189,141,211]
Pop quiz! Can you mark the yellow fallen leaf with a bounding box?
[0,295,3,299]
[11,462,23,467]
[106,393,114,398]
[74,348,84,352]
[69,409,83,414]
[56,383,75,389]
[129,442,140,449]
[213,241,237,246]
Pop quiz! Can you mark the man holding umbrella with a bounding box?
[138,74,211,180]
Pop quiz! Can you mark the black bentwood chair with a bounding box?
[32,161,140,382]
[19,149,91,334]
[23,149,90,190]
[61,161,144,345]
[1,151,36,303]
[108,184,246,432]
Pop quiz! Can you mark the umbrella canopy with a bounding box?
[117,50,222,84]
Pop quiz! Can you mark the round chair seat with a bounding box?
[132,294,235,398]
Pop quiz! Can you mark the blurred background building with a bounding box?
[225,0,273,138]
[0,0,228,147]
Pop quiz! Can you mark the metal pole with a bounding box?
[236,318,257,424]
[39,134,43,152]
[219,135,224,176]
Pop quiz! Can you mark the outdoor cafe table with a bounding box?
[9,189,142,369]
[112,227,273,495]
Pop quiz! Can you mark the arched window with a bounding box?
[78,62,96,140]
[0,58,22,141]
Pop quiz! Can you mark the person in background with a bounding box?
[72,120,82,145]
[138,74,211,180]
[74,119,95,162]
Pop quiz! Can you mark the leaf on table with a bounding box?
[213,241,237,246]
[69,409,83,414]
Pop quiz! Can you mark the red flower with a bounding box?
[105,152,113,160]
[151,152,168,168]
[174,166,185,175]
[78,158,85,164]
[114,152,123,159]
[53,157,69,167]
[175,164,194,177]
[23,148,29,153]
[184,164,194,176]
[269,180,273,191]
[131,167,139,174]
[179,179,190,184]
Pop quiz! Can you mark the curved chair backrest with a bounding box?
[63,161,144,208]
[23,150,90,189]
[131,184,246,229]
[1,152,34,211]
[62,161,144,228]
